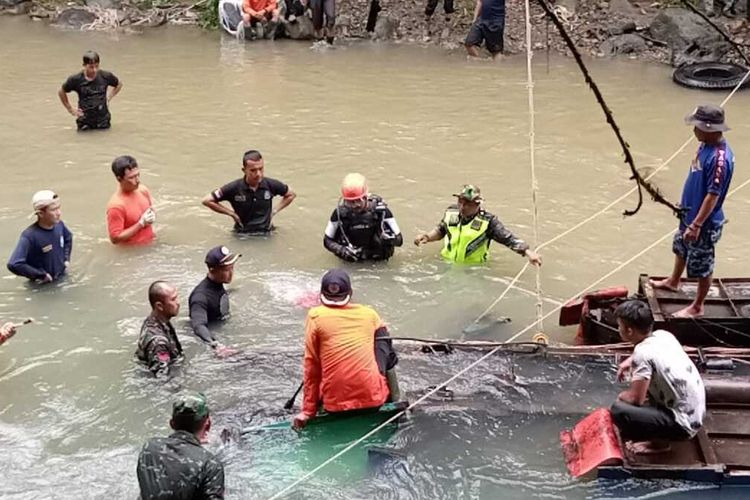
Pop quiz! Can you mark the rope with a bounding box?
[523,0,544,334]
[469,67,750,327]
[267,173,750,499]
[534,0,683,219]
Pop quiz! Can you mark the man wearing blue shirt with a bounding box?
[7,190,73,284]
[465,0,505,59]
[652,105,734,318]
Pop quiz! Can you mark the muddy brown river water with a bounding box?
[1,15,749,499]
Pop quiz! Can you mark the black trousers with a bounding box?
[611,400,690,442]
[425,0,454,16]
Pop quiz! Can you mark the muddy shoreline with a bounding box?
[2,0,749,66]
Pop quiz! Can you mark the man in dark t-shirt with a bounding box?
[465,0,505,58]
[202,149,296,234]
[58,50,123,131]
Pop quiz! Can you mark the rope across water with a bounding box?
[266,26,750,500]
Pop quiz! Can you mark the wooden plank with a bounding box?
[695,428,719,465]
[718,278,742,318]
[639,274,666,322]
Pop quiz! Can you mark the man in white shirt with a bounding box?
[611,300,706,454]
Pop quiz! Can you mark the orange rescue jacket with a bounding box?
[302,303,390,416]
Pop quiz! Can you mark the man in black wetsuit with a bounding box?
[137,392,225,499]
[202,149,296,234]
[188,246,241,357]
[58,50,123,131]
[324,173,403,262]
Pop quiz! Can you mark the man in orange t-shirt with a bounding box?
[239,0,281,39]
[293,268,400,429]
[106,155,156,245]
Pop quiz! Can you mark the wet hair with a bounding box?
[111,155,138,179]
[148,281,172,308]
[82,50,100,65]
[614,300,654,333]
[242,150,263,166]
[171,414,208,434]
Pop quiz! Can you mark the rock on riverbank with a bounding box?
[2,0,749,66]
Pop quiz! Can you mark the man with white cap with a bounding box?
[189,246,241,357]
[7,190,73,283]
[652,105,734,318]
[293,269,400,429]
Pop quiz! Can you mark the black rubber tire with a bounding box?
[673,62,750,91]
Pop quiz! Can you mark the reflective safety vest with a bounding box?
[440,208,491,264]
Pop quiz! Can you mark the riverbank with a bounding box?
[1,0,748,65]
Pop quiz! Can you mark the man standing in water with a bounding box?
[58,50,122,131]
[189,246,241,357]
[106,155,156,245]
[202,150,295,234]
[414,185,542,265]
[324,173,403,262]
[137,392,225,499]
[293,269,400,429]
[651,105,734,318]
[7,190,72,283]
[611,300,705,454]
[136,281,184,378]
[465,0,506,59]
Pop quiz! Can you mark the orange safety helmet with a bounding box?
[341,173,368,200]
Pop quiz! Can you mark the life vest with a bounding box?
[440,208,492,264]
[336,195,395,259]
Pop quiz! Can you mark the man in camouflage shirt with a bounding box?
[137,392,225,499]
[135,281,183,377]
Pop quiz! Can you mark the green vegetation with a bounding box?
[198,0,219,29]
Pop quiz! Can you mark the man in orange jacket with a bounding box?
[293,269,400,429]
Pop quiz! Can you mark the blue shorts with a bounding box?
[672,226,723,278]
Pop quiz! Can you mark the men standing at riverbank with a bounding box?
[58,50,122,131]
[310,0,336,44]
[610,300,705,454]
[324,173,403,262]
[651,105,733,318]
[189,246,241,357]
[106,155,156,245]
[294,269,400,429]
[239,0,281,39]
[137,392,225,499]
[465,0,505,59]
[203,150,295,234]
[414,185,542,266]
[7,190,72,284]
[136,281,184,378]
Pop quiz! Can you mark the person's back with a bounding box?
[305,303,389,413]
[632,329,706,435]
[137,431,223,500]
[137,392,224,500]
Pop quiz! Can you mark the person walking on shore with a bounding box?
[465,0,506,59]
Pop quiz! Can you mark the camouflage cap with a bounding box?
[453,184,483,202]
[172,391,210,421]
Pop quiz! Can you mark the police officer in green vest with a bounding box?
[414,184,542,265]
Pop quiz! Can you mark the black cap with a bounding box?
[205,245,241,268]
[684,104,729,133]
[320,269,352,306]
